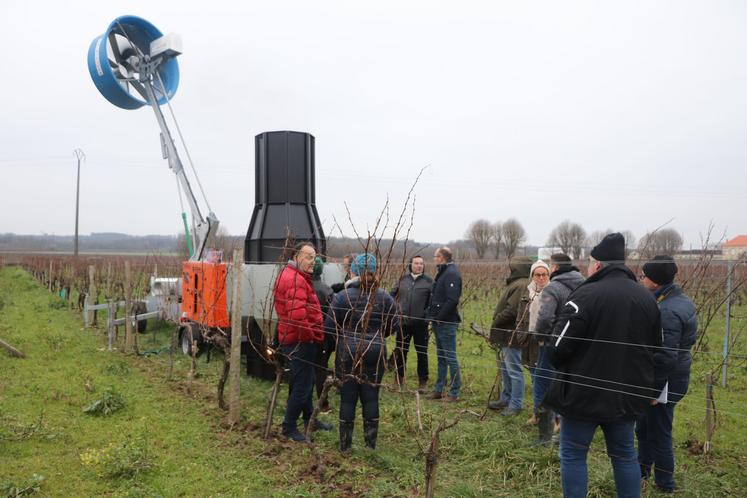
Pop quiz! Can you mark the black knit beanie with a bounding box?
[642,255,678,285]
[590,232,625,263]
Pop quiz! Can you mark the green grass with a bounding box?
[2,266,747,497]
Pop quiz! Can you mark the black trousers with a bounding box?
[314,342,334,402]
[636,402,677,491]
[392,321,429,381]
[281,342,317,432]
[337,341,384,423]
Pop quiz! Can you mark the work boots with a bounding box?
[536,408,554,447]
[363,418,379,449]
[339,420,354,453]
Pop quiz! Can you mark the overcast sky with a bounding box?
[1,1,745,248]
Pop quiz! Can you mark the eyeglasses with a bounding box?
[533,273,549,278]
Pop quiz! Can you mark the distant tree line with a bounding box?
[0,222,689,262]
[464,218,685,260]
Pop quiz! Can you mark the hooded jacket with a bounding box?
[325,281,400,367]
[490,257,532,347]
[534,266,585,342]
[653,283,697,403]
[274,262,324,345]
[427,263,462,324]
[544,264,662,422]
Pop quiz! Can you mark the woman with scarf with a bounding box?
[524,260,551,425]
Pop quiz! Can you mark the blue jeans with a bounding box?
[560,417,641,498]
[432,322,461,397]
[281,342,318,433]
[636,402,676,492]
[533,345,554,413]
[498,346,524,411]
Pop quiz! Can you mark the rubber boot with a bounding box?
[536,408,554,447]
[339,420,354,453]
[363,418,379,449]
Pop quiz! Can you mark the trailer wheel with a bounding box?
[132,301,148,333]
[179,324,205,358]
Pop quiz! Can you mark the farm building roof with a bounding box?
[724,235,747,247]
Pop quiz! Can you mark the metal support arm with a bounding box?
[141,77,218,261]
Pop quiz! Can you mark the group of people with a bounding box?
[272,244,463,451]
[488,233,697,496]
[272,232,697,497]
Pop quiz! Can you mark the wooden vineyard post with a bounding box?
[704,373,715,454]
[425,423,442,498]
[105,262,112,298]
[124,261,133,353]
[48,260,53,292]
[0,338,26,358]
[228,250,243,426]
[87,265,96,327]
[305,377,335,441]
[107,300,116,351]
[264,366,284,439]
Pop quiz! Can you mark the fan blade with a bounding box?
[108,32,125,64]
[129,80,150,101]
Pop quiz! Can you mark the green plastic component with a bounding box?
[182,212,193,258]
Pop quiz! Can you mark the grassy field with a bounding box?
[2,266,746,497]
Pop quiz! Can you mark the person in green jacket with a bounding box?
[488,256,532,415]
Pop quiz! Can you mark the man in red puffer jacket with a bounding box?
[274,242,329,441]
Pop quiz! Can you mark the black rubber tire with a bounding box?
[179,324,205,358]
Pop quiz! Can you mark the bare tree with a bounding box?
[212,226,240,258]
[638,228,684,258]
[586,229,613,247]
[548,220,587,259]
[619,230,637,253]
[502,218,526,260]
[465,219,492,259]
[492,221,503,259]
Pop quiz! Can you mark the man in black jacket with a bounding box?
[636,255,697,493]
[545,233,662,498]
[391,255,433,392]
[426,247,462,402]
[312,257,335,413]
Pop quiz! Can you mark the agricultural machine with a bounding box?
[87,15,343,378]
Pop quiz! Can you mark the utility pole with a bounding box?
[73,148,85,257]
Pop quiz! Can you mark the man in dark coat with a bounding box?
[636,255,697,493]
[545,233,662,498]
[488,256,532,415]
[311,256,335,413]
[426,247,462,401]
[390,255,433,392]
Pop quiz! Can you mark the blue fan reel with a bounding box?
[87,15,180,110]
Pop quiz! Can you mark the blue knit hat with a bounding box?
[351,253,377,275]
